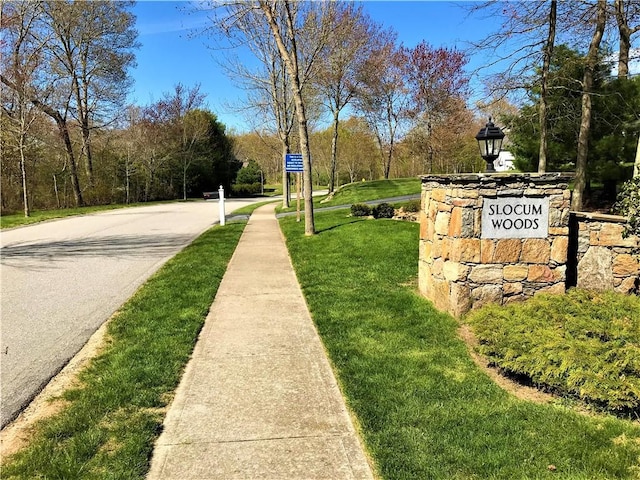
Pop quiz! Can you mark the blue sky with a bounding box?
[127,1,520,132]
[129,1,500,132]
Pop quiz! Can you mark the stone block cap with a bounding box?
[420,172,574,187]
[571,211,628,223]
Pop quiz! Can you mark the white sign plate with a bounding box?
[481,197,549,239]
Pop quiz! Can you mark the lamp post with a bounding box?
[475,117,505,172]
[259,169,264,195]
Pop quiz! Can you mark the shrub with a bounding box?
[403,199,421,213]
[466,289,640,414]
[235,159,263,185]
[372,202,395,219]
[351,203,372,217]
[614,176,640,238]
[231,182,261,196]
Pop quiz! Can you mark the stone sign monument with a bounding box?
[419,173,573,316]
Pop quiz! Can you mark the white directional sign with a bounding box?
[285,153,303,173]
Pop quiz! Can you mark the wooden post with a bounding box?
[296,173,301,222]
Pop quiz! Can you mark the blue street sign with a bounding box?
[285,153,304,173]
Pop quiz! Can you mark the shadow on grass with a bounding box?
[315,217,366,234]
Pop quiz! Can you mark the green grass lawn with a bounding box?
[1,204,134,229]
[280,209,640,480]
[1,221,247,479]
[321,177,421,206]
[278,177,422,213]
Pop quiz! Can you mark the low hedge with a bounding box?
[402,199,421,213]
[372,202,395,219]
[232,182,262,196]
[351,203,372,217]
[465,289,640,414]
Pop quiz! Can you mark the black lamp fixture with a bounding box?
[475,117,505,172]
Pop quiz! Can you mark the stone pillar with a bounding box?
[419,173,573,317]
[572,212,640,293]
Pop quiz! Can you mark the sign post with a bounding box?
[285,154,304,222]
[218,185,226,226]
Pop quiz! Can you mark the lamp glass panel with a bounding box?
[490,139,498,156]
[494,138,503,155]
[479,140,489,157]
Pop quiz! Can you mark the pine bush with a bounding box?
[372,202,395,219]
[351,203,372,217]
[466,289,640,414]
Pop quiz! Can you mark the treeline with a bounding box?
[3,0,640,218]
[471,0,640,210]
[1,2,238,216]
[507,46,640,206]
[233,115,482,188]
[208,0,640,215]
[207,1,482,207]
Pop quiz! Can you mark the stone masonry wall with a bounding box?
[419,173,573,317]
[573,212,639,294]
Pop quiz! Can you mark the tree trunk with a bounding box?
[294,93,315,236]
[19,135,30,217]
[614,0,632,79]
[329,111,340,193]
[572,0,606,211]
[384,148,392,179]
[126,158,131,205]
[538,0,556,173]
[73,74,95,186]
[634,133,640,177]
[281,139,291,208]
[81,121,94,185]
[260,0,315,235]
[183,162,188,201]
[57,117,84,207]
[53,174,61,209]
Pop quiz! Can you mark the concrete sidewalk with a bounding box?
[147,204,375,480]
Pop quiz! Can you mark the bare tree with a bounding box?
[200,1,326,209]
[355,39,409,180]
[538,0,557,173]
[313,3,383,193]
[614,0,640,79]
[573,0,607,211]
[469,1,576,173]
[42,0,137,186]
[1,1,48,216]
[256,1,339,235]
[227,17,296,207]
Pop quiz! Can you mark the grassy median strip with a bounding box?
[2,221,246,479]
[317,178,421,207]
[278,178,421,214]
[280,210,640,480]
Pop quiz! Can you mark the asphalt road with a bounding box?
[0,198,261,428]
